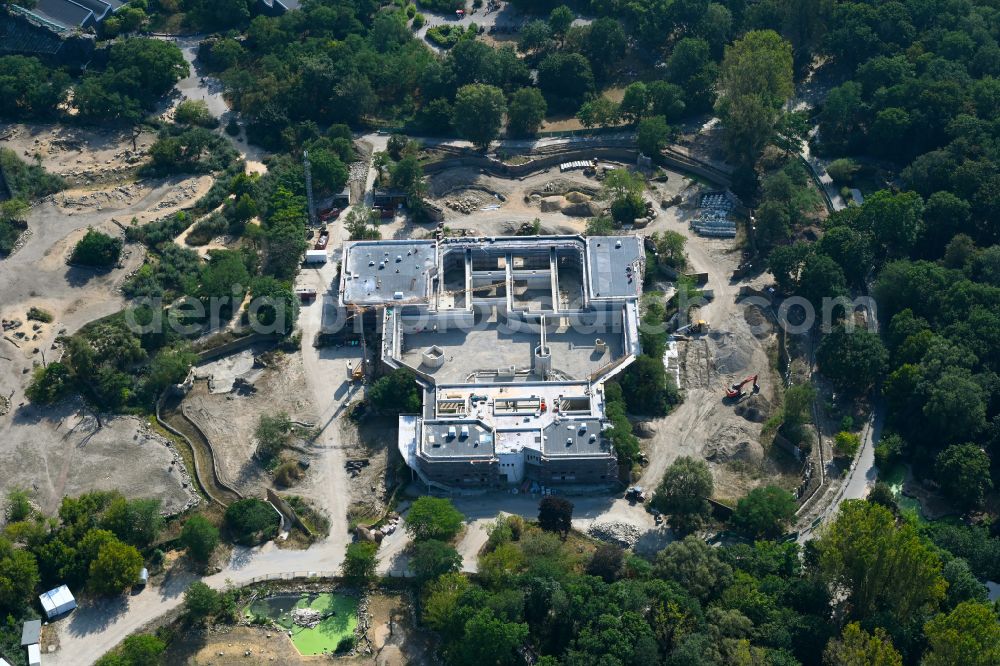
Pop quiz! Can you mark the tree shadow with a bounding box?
[64,264,112,288]
[62,595,130,637]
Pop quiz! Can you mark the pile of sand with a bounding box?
[709,330,754,375]
[734,394,771,423]
[702,422,764,464]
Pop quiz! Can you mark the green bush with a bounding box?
[0,148,65,200]
[180,514,219,564]
[834,431,861,458]
[224,499,280,546]
[274,461,303,487]
[71,229,122,267]
[425,24,478,49]
[26,307,54,323]
[368,368,420,415]
[25,362,75,404]
[405,497,464,541]
[184,213,228,246]
[342,541,378,584]
[827,158,860,185]
[174,99,218,128]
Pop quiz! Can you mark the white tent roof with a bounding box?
[39,584,76,617]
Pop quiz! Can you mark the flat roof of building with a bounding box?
[587,236,643,299]
[21,619,41,646]
[422,420,494,458]
[542,417,609,456]
[342,240,436,305]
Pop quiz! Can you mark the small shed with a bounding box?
[27,644,41,666]
[39,585,76,619]
[1,657,12,666]
[21,619,41,646]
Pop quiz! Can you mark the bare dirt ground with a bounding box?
[183,350,318,497]
[424,165,627,235]
[0,122,154,187]
[159,592,428,665]
[634,188,798,502]
[0,121,217,517]
[0,406,196,514]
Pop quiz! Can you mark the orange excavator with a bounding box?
[725,374,759,400]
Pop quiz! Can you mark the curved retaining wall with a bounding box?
[423,141,735,189]
[156,390,244,507]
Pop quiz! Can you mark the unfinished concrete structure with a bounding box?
[339,235,645,490]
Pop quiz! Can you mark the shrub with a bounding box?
[25,362,75,404]
[180,514,219,563]
[184,581,221,623]
[26,307,53,323]
[834,431,861,458]
[174,99,218,128]
[336,636,356,653]
[274,461,304,488]
[343,541,378,584]
[405,497,464,541]
[71,229,122,267]
[224,499,280,546]
[827,158,860,185]
[184,213,228,246]
[368,368,420,415]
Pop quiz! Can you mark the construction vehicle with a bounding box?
[725,374,759,400]
[675,319,709,336]
[625,486,646,504]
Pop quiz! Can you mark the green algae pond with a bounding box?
[245,592,358,656]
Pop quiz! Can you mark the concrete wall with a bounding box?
[418,456,500,487]
[423,143,735,190]
[526,455,618,485]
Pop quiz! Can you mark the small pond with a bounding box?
[246,592,358,656]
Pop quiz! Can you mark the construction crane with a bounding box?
[725,374,759,400]
[303,149,317,226]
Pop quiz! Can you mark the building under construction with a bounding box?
[338,235,645,490]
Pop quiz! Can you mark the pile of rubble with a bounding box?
[587,521,643,548]
[291,608,326,629]
[60,183,143,210]
[349,161,368,182]
[355,513,402,543]
[444,189,503,214]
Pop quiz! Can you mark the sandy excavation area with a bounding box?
[0,406,197,515]
[1,122,155,187]
[182,350,318,496]
[0,121,221,512]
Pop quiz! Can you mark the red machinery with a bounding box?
[725,374,759,399]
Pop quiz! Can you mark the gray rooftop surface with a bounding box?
[399,322,622,383]
[542,418,609,456]
[342,240,436,305]
[587,236,643,299]
[30,0,94,28]
[422,420,494,458]
[21,619,41,646]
